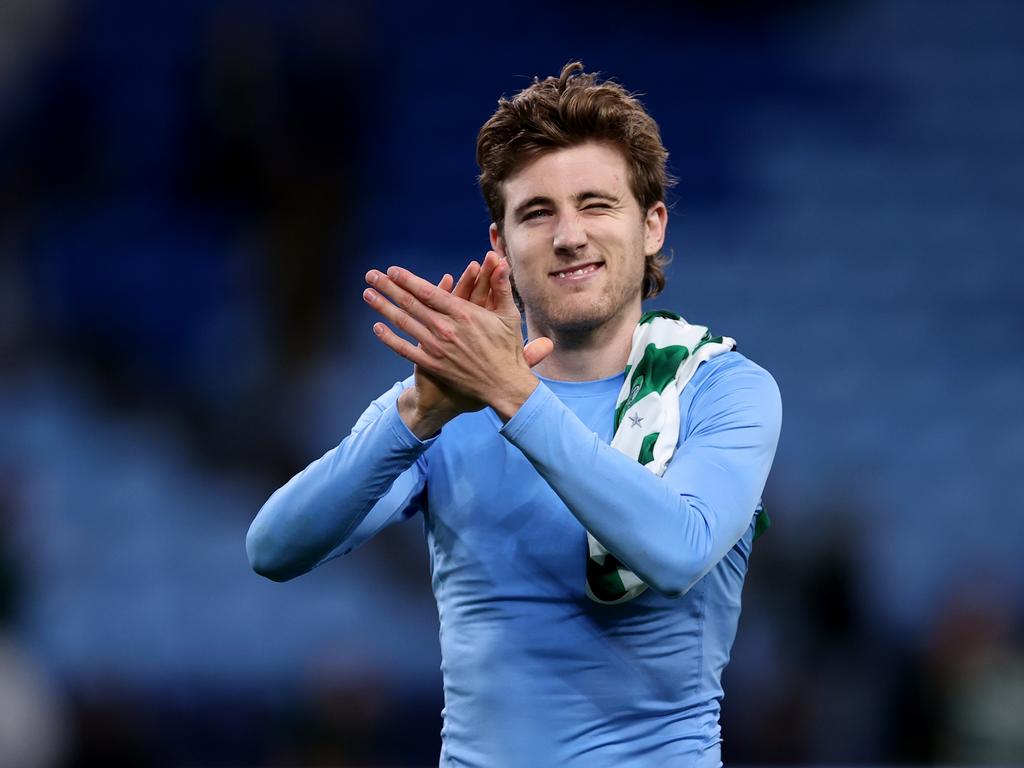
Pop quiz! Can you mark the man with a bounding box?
[247,62,782,767]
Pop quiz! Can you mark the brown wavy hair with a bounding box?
[476,61,675,300]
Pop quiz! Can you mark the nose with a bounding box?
[553,212,587,255]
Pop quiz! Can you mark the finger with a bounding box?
[367,269,453,332]
[453,261,480,301]
[489,259,520,318]
[363,287,443,356]
[385,266,461,316]
[438,273,454,293]
[523,337,554,368]
[371,322,438,369]
[470,252,499,306]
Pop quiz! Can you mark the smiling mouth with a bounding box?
[549,262,604,281]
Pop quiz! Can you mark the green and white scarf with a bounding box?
[585,309,768,604]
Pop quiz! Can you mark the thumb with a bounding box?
[490,259,519,318]
[523,337,554,368]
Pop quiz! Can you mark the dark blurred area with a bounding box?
[1,0,1023,765]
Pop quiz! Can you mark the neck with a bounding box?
[526,303,641,382]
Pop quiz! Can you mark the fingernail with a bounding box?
[387,267,399,279]
[373,323,385,336]
[363,288,375,302]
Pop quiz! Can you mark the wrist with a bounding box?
[489,371,539,423]
[397,388,453,440]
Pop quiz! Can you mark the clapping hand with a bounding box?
[365,252,553,438]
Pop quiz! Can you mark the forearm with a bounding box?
[246,385,431,581]
[501,378,780,597]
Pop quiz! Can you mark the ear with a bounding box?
[643,201,668,256]
[489,222,505,256]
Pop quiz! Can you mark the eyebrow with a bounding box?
[511,189,621,220]
[575,189,620,207]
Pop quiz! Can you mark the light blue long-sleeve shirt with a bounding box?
[247,350,782,767]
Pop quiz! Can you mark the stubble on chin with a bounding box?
[523,283,634,345]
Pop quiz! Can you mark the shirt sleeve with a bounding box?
[245,378,434,582]
[499,356,782,598]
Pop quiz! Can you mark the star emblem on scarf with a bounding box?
[628,413,644,428]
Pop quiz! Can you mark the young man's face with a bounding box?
[490,141,667,338]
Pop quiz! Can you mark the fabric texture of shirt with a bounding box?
[246,350,782,767]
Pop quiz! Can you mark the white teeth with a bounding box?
[555,265,597,278]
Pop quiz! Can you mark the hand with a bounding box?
[451,252,553,366]
[364,253,552,424]
[395,258,496,437]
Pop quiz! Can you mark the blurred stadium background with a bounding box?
[1,0,1023,765]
